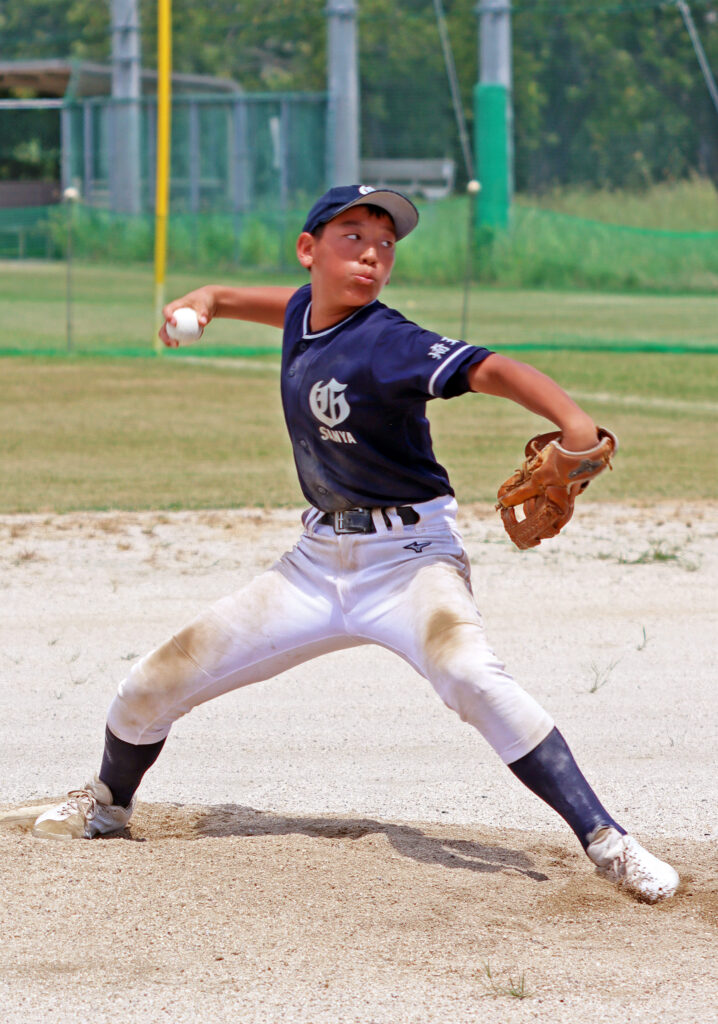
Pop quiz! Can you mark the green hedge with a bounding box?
[2,193,717,293]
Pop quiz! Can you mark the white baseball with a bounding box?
[166,307,204,344]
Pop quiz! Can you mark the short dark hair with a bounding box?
[310,202,397,239]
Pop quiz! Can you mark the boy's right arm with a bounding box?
[160,285,298,346]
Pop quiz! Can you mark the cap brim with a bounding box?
[334,189,419,240]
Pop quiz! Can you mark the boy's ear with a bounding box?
[296,231,315,269]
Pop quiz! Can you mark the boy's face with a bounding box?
[296,206,397,309]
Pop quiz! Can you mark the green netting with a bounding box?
[0,106,60,179]
[0,205,58,259]
[478,204,718,292]
[2,196,717,294]
[55,93,327,214]
[358,1,457,162]
[0,202,309,269]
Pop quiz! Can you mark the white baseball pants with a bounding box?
[107,496,553,763]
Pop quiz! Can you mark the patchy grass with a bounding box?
[2,260,718,356]
[0,349,716,513]
[1,263,716,512]
[616,541,700,572]
[518,177,718,232]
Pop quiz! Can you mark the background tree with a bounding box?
[1,0,716,189]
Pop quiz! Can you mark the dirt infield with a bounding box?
[1,504,716,1022]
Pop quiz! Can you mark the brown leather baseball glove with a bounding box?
[496,428,618,549]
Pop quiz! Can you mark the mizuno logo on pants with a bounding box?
[404,540,432,553]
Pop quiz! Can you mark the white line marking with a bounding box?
[175,357,280,372]
[172,363,717,414]
[571,390,718,415]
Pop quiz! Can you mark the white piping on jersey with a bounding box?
[427,343,471,397]
[302,300,378,339]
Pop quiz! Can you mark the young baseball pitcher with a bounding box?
[34,185,678,903]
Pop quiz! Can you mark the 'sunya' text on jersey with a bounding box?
[319,426,357,444]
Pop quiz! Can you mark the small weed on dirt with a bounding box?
[481,962,531,1000]
[588,657,621,693]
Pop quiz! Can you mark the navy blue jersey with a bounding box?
[281,283,493,512]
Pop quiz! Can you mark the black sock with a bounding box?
[508,727,626,850]
[99,725,166,808]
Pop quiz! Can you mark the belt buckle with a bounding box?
[334,509,372,534]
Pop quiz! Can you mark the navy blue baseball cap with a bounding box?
[302,185,419,240]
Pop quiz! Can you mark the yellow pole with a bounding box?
[153,0,172,352]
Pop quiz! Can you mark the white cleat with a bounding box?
[32,774,134,840]
[586,826,679,903]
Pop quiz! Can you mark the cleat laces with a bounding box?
[63,789,100,823]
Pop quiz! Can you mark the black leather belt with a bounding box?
[319,506,420,534]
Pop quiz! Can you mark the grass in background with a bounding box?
[482,206,718,293]
[431,178,718,292]
[1,359,296,513]
[2,261,717,357]
[432,350,718,505]
[0,261,287,355]
[3,177,718,293]
[518,176,718,231]
[2,258,715,514]
[1,351,716,514]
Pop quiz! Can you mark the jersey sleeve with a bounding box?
[374,312,494,401]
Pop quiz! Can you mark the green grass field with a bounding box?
[1,261,716,513]
[3,260,717,356]
[517,176,718,231]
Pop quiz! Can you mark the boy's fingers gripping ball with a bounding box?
[165,307,204,345]
[496,428,618,549]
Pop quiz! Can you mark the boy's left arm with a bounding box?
[468,353,598,451]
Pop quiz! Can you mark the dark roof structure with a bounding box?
[0,59,242,99]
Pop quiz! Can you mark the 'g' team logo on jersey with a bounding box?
[309,379,351,427]
[309,379,357,444]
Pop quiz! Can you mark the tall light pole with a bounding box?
[325,0,360,186]
[111,0,143,214]
[474,0,513,228]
